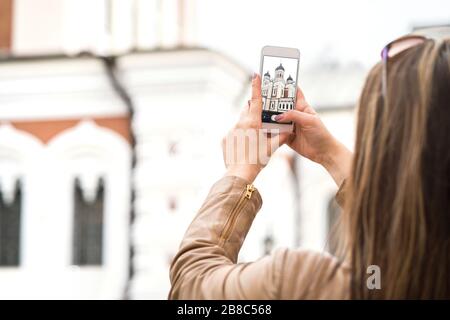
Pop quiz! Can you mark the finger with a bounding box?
[295,86,316,115]
[274,110,317,127]
[251,73,262,100]
[249,73,262,119]
[268,132,292,155]
[238,100,251,120]
[296,85,307,105]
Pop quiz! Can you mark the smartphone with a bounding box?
[260,45,300,133]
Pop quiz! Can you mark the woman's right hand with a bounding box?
[274,87,353,186]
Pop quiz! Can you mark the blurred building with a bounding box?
[0,0,365,299]
[0,51,133,299]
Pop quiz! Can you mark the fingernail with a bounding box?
[252,73,257,80]
[275,114,284,121]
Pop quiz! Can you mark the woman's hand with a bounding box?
[222,74,291,183]
[274,87,353,186]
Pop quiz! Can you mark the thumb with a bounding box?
[275,110,317,127]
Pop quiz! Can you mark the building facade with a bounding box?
[0,55,133,299]
[0,0,302,299]
[262,64,296,112]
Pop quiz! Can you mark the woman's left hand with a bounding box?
[222,73,291,183]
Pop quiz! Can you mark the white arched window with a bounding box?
[72,177,105,266]
[0,180,22,266]
[46,120,131,298]
[0,124,43,268]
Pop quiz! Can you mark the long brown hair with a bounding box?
[341,38,450,299]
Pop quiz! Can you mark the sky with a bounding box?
[196,0,450,71]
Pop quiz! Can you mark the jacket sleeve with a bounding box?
[169,175,283,300]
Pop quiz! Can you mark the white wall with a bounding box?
[12,0,199,56]
[12,0,65,55]
[0,57,127,121]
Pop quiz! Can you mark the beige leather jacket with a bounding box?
[169,176,350,299]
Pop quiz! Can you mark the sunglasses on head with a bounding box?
[380,26,450,97]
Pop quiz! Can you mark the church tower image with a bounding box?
[262,63,296,112]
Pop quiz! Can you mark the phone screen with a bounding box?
[261,55,299,124]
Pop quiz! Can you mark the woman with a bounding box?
[169,28,450,299]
